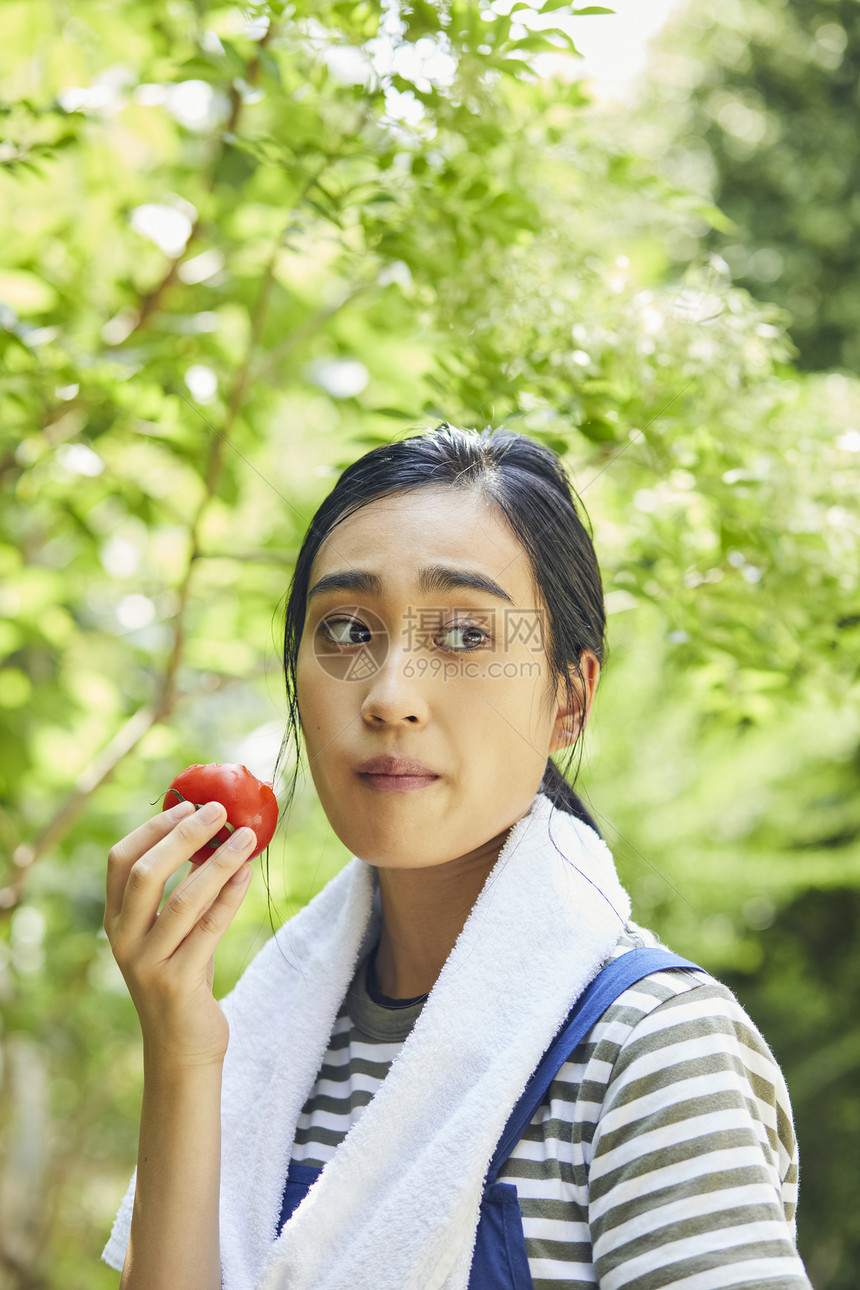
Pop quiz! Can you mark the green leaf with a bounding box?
[694,203,738,235]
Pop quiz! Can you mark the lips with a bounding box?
[356,755,439,778]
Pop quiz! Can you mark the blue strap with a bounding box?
[486,948,703,1183]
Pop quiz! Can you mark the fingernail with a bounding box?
[167,800,194,821]
[198,801,224,825]
[228,826,255,851]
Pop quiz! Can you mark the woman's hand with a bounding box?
[104,799,256,1069]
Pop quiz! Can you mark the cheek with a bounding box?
[457,679,528,748]
[499,676,555,749]
[295,648,322,735]
[296,655,356,754]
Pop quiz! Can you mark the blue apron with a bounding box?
[278,948,702,1288]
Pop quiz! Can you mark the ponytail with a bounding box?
[540,759,602,837]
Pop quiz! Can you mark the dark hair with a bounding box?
[276,424,606,837]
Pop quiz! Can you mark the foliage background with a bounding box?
[0,1,858,1286]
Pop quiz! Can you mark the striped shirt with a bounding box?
[291,924,811,1289]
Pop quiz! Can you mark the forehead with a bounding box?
[310,486,535,601]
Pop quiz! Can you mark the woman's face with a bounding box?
[296,485,596,869]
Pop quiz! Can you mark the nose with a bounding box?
[360,644,429,727]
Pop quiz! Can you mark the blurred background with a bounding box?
[1,0,858,1285]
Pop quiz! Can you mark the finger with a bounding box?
[105,800,196,925]
[143,826,257,961]
[115,802,229,944]
[172,858,254,975]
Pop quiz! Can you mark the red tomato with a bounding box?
[163,763,279,864]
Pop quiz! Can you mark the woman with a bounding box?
[103,425,812,1289]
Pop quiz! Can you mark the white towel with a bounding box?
[103,791,631,1288]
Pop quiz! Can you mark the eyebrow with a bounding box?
[307,564,516,606]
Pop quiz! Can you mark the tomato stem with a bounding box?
[165,789,236,848]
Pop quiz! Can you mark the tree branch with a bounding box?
[0,666,269,916]
[9,706,158,876]
[4,183,289,906]
[197,547,299,565]
[0,1247,46,1290]
[251,276,377,383]
[107,20,276,343]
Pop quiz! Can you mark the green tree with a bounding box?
[648,0,860,371]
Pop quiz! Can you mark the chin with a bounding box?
[327,811,446,869]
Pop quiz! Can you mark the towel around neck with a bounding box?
[105,791,632,1290]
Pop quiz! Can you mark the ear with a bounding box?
[548,650,600,755]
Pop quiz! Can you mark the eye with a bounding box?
[320,617,371,647]
[437,622,491,652]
